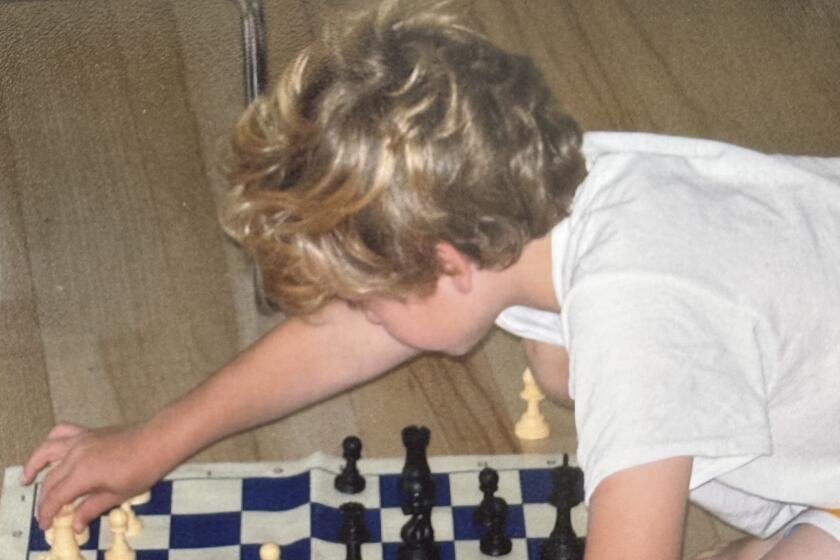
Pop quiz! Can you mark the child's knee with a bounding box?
[761,522,840,559]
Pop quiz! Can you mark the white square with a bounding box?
[29,552,96,560]
[448,469,523,506]
[240,506,310,545]
[171,478,243,514]
[378,506,454,542]
[522,503,588,537]
[379,506,405,543]
[431,507,454,541]
[97,513,170,550]
[168,545,241,560]
[310,469,381,509]
[454,537,527,560]
[572,504,589,535]
[522,502,555,537]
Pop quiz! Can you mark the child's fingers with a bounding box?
[35,462,78,530]
[72,492,122,533]
[22,437,77,485]
[46,423,86,440]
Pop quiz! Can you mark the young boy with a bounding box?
[22,2,840,558]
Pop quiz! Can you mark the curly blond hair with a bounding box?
[222,0,586,315]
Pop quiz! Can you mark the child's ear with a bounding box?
[436,242,473,294]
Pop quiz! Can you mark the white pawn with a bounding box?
[260,542,281,560]
[514,368,550,440]
[120,490,151,537]
[105,508,136,560]
[46,505,84,560]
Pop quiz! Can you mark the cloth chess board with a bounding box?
[1,452,587,560]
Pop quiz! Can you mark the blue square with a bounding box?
[310,502,381,543]
[527,537,544,559]
[28,518,49,552]
[452,504,526,540]
[379,474,402,508]
[432,474,451,506]
[452,505,483,540]
[170,512,240,548]
[241,540,310,560]
[137,481,173,515]
[310,502,341,542]
[526,536,586,559]
[243,474,309,511]
[382,541,455,560]
[133,550,169,560]
[519,469,553,503]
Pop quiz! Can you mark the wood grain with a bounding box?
[1,1,838,556]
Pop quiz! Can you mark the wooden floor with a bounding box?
[1,1,838,557]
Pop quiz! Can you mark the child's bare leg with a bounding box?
[760,524,840,559]
[694,534,781,560]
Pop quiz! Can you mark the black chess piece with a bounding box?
[338,502,369,560]
[335,435,366,494]
[539,454,585,560]
[397,476,439,560]
[480,496,512,556]
[401,426,433,489]
[473,466,499,527]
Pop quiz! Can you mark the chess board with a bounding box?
[1,453,588,560]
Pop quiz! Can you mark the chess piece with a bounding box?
[398,477,439,560]
[515,368,550,440]
[539,455,585,560]
[259,542,281,560]
[335,436,366,494]
[473,467,499,527]
[338,502,369,560]
[43,505,84,560]
[479,497,512,556]
[106,508,136,560]
[121,490,151,537]
[45,502,89,547]
[400,426,434,507]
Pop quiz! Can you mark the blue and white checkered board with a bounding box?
[1,453,587,560]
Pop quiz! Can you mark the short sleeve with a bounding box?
[565,276,773,502]
[495,305,565,346]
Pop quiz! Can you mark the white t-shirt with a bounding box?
[496,132,840,537]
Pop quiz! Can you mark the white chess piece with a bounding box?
[45,503,89,546]
[260,542,281,560]
[105,508,136,560]
[514,367,550,440]
[46,505,85,560]
[120,490,151,537]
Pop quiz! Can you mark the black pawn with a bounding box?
[335,436,366,494]
[473,467,499,527]
[480,496,512,556]
[338,502,369,560]
[539,454,585,560]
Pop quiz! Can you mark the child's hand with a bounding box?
[22,422,164,533]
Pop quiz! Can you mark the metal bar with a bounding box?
[230,0,268,104]
[229,0,276,314]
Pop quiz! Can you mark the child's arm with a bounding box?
[522,339,572,407]
[585,456,693,560]
[23,300,418,532]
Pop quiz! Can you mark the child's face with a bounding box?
[358,279,496,356]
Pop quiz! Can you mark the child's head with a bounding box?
[222,0,586,315]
